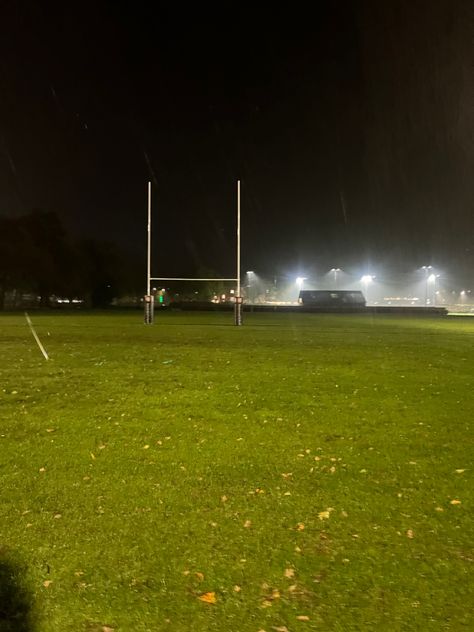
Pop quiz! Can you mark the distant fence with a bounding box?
[171,302,448,316]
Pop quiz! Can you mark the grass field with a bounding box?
[1,311,472,631]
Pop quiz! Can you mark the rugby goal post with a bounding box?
[144,180,242,325]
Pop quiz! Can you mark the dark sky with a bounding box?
[0,1,473,281]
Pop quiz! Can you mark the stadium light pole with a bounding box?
[296,277,307,304]
[246,270,255,303]
[361,275,374,304]
[428,273,437,306]
[330,268,341,289]
[422,265,433,306]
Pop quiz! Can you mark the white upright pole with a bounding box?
[147,181,151,297]
[234,179,242,325]
[145,181,154,324]
[237,179,241,298]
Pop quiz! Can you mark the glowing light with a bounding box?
[296,277,307,287]
[361,275,374,284]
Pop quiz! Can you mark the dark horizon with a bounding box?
[0,1,473,284]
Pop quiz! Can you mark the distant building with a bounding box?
[298,290,366,307]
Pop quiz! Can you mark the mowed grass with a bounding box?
[0,311,472,631]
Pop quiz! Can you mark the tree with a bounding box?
[19,210,72,306]
[0,217,25,309]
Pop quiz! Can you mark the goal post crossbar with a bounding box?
[151,277,238,282]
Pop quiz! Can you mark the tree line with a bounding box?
[0,211,141,309]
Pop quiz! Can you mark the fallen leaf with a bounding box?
[233,585,241,592]
[450,499,462,505]
[53,514,61,519]
[102,627,114,632]
[90,452,96,460]
[39,467,46,473]
[195,572,204,581]
[435,506,444,512]
[272,589,281,599]
[198,592,216,604]
[318,511,330,520]
[143,445,150,450]
[284,568,295,578]
[221,495,228,502]
[273,626,289,632]
[46,428,55,433]
[296,615,310,621]
[406,529,414,539]
[43,580,53,588]
[244,520,252,528]
[261,600,272,608]
[455,469,465,474]
[296,523,305,531]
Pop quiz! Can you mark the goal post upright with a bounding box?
[147,180,151,297]
[234,179,243,326]
[144,181,154,324]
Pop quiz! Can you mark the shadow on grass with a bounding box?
[0,549,36,632]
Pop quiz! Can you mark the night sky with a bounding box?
[1,1,473,282]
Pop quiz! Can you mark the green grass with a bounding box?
[1,311,472,631]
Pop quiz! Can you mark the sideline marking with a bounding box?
[25,312,49,360]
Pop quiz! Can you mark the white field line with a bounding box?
[24,312,49,360]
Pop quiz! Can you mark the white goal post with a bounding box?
[145,180,242,325]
